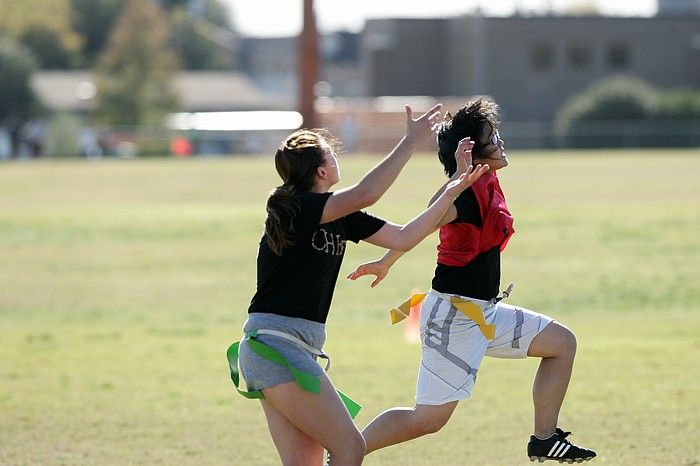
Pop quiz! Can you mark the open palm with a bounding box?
[346,260,390,288]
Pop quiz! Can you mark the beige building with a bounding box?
[362,15,700,123]
[658,0,700,16]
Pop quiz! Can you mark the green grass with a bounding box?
[1,150,699,465]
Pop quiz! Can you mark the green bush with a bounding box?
[659,89,700,119]
[555,76,700,148]
[136,128,171,156]
[45,112,81,157]
[554,75,661,148]
[0,36,39,122]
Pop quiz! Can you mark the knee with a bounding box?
[348,432,366,459]
[410,412,450,437]
[331,431,365,463]
[558,326,577,359]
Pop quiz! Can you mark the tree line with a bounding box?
[0,0,236,70]
[0,0,236,156]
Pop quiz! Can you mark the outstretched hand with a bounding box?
[405,103,443,146]
[347,260,390,288]
[454,137,474,175]
[444,163,490,200]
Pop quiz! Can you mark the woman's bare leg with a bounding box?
[261,374,365,466]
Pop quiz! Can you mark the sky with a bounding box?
[226,0,658,37]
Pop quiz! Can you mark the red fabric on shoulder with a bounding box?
[437,173,514,267]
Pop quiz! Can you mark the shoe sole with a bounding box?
[529,457,594,463]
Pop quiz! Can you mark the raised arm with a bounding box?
[362,163,487,250]
[320,104,443,224]
[347,137,481,287]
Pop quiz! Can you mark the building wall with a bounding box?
[657,0,700,15]
[478,16,700,121]
[362,16,700,122]
[361,19,451,96]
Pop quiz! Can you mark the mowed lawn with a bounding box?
[0,150,698,466]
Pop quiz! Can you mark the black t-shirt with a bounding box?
[248,191,386,323]
[431,188,501,300]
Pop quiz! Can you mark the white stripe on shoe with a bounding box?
[547,441,561,457]
[557,444,571,457]
[553,442,568,457]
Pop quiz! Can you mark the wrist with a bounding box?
[442,190,460,203]
[379,257,394,268]
[401,135,418,150]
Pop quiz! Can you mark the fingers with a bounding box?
[405,103,443,139]
[423,103,443,118]
[455,138,473,156]
[426,107,443,133]
[371,276,384,287]
[415,103,443,123]
[346,268,364,280]
[467,164,489,183]
[456,137,473,149]
[454,137,473,172]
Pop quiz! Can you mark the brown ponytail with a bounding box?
[265,184,300,255]
[265,129,339,255]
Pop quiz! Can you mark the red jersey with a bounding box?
[437,172,514,267]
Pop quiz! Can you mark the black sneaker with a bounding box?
[528,428,596,463]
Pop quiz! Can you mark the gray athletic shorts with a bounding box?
[416,289,553,405]
[239,313,326,391]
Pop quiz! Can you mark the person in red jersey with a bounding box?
[348,98,597,464]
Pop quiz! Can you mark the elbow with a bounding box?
[356,187,381,208]
[393,231,419,251]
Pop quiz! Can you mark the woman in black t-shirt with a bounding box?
[232,104,488,466]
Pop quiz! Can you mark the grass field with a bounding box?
[1,150,699,465]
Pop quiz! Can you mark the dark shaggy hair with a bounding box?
[437,98,500,176]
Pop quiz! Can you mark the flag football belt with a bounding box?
[389,283,516,340]
[226,329,361,418]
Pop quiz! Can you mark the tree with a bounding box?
[71,0,128,67]
[0,0,82,68]
[169,0,238,70]
[553,75,660,147]
[0,37,39,123]
[19,25,78,68]
[94,0,180,127]
[0,37,40,155]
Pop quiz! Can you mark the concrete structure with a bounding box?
[362,15,700,122]
[657,0,700,16]
[240,32,364,99]
[31,71,291,113]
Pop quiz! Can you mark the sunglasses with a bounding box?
[473,130,501,158]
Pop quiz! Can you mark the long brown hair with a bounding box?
[265,129,338,255]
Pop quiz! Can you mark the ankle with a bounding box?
[533,429,556,440]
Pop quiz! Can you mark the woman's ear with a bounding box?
[316,165,327,180]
